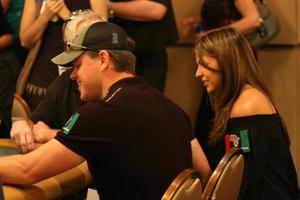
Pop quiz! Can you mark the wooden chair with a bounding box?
[12,94,31,120]
[162,168,202,200]
[16,39,42,96]
[202,148,244,200]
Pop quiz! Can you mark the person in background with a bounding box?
[20,0,107,110]
[2,0,28,65]
[0,2,20,138]
[181,0,260,44]
[11,9,102,153]
[108,0,178,92]
[2,22,210,199]
[194,27,298,199]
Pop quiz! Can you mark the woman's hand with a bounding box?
[57,0,71,20]
[181,16,201,37]
[194,31,206,44]
[42,0,65,21]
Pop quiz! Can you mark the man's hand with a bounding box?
[10,120,35,153]
[33,121,58,143]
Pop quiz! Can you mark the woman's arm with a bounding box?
[56,1,71,21]
[19,0,64,48]
[90,0,108,21]
[231,0,261,34]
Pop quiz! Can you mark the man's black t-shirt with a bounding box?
[56,77,193,200]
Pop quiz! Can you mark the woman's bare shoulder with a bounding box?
[230,87,276,118]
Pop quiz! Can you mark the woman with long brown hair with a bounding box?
[194,27,298,199]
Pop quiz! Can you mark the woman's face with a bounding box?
[195,54,222,94]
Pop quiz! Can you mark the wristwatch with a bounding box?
[107,0,114,18]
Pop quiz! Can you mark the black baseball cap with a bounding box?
[52,22,135,66]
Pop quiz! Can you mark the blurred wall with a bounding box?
[164,0,300,183]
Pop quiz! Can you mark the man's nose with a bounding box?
[70,68,77,80]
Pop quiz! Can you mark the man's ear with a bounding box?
[98,50,110,71]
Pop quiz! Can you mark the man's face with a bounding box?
[70,53,103,101]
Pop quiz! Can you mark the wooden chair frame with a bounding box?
[202,148,244,200]
[162,168,202,200]
[12,93,31,119]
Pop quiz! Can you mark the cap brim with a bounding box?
[51,50,84,66]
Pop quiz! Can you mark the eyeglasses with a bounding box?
[65,42,99,53]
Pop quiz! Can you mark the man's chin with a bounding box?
[80,95,98,102]
[80,94,88,101]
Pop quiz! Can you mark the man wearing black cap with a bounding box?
[0,22,210,200]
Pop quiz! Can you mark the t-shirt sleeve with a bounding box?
[179,107,195,141]
[55,102,116,158]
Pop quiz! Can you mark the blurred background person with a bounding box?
[2,0,28,65]
[181,0,260,43]
[20,0,107,110]
[108,0,178,92]
[0,2,20,138]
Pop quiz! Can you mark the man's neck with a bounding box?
[102,72,134,97]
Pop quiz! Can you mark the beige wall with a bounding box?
[166,0,300,183]
[270,0,297,44]
[164,46,202,128]
[298,0,300,43]
[258,48,300,182]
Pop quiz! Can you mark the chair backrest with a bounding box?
[202,148,244,200]
[16,39,42,96]
[11,94,31,120]
[162,168,202,200]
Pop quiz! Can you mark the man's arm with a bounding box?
[111,0,167,21]
[0,139,84,184]
[191,138,211,187]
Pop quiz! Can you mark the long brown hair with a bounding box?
[194,27,287,146]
